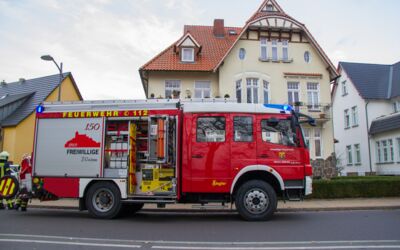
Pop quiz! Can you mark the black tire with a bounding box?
[235,180,277,221]
[85,182,122,219]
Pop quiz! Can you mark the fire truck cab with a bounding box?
[32,99,313,221]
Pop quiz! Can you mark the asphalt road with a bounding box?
[1,208,400,249]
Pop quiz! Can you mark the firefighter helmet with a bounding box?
[0,151,9,161]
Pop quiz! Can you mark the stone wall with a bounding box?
[312,153,338,179]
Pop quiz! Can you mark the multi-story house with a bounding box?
[332,61,400,176]
[0,73,82,163]
[139,0,339,161]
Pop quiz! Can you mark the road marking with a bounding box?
[0,239,141,248]
[1,234,400,248]
[151,246,400,250]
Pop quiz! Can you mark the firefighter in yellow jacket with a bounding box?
[0,151,14,209]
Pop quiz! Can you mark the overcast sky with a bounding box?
[1,0,399,100]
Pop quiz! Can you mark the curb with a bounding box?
[28,205,400,213]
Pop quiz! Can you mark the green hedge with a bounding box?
[310,176,400,199]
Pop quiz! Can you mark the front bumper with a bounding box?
[305,176,313,196]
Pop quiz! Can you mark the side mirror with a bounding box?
[308,119,316,127]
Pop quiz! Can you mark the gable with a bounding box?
[257,0,284,13]
[0,73,81,127]
[339,62,393,100]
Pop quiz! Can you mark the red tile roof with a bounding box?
[140,25,242,72]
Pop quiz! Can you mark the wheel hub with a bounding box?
[244,189,269,214]
[92,188,114,212]
[99,194,111,204]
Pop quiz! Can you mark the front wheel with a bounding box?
[235,180,277,221]
[86,182,122,219]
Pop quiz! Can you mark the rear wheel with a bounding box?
[235,180,277,221]
[86,182,122,219]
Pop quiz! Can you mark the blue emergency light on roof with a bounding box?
[264,104,293,112]
[36,105,44,113]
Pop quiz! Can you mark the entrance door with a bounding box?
[189,114,231,193]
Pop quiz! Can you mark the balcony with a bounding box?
[292,102,331,123]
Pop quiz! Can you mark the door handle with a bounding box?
[258,154,268,158]
[192,155,203,159]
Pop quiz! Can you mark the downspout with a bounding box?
[365,100,373,173]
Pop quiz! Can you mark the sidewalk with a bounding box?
[29,198,400,212]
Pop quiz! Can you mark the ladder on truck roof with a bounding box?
[40,99,180,112]
[39,98,237,112]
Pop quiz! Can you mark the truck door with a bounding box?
[189,114,231,193]
[256,115,304,180]
[230,114,257,179]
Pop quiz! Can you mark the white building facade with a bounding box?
[332,62,400,176]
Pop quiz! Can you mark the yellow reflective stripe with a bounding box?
[2,178,12,196]
[0,179,5,191]
[9,183,15,195]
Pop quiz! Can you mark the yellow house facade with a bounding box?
[140,0,339,160]
[0,73,82,163]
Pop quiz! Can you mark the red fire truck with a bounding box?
[31,99,314,221]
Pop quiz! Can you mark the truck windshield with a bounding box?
[261,119,296,146]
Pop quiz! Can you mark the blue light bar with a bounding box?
[36,105,45,113]
[264,104,293,112]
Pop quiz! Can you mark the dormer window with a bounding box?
[181,48,194,62]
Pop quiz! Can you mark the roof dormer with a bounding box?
[175,32,202,63]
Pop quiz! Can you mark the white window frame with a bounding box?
[246,78,259,104]
[194,81,211,98]
[181,48,194,62]
[304,127,323,159]
[263,80,269,104]
[346,145,353,165]
[281,40,289,61]
[351,106,358,126]
[304,128,310,149]
[260,37,268,61]
[342,80,348,96]
[287,82,300,112]
[397,138,400,162]
[354,144,361,164]
[376,139,394,163]
[271,39,278,61]
[165,80,181,99]
[314,128,322,158]
[344,109,350,129]
[393,101,400,113]
[236,79,242,103]
[307,82,320,111]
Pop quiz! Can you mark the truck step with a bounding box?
[191,204,230,210]
[285,189,303,202]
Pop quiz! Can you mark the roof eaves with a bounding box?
[67,73,83,101]
[387,65,393,99]
[338,63,367,100]
[176,32,201,48]
[214,15,339,79]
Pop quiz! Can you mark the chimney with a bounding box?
[0,80,6,86]
[19,78,26,84]
[213,19,225,38]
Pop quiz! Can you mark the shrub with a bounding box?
[310,176,400,199]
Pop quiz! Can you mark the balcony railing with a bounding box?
[291,102,331,121]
